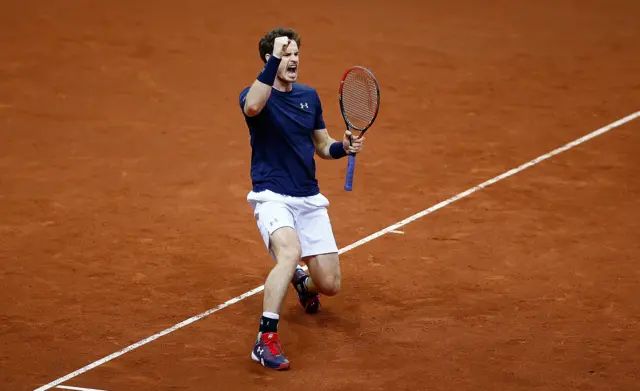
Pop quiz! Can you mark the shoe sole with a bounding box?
[251,351,290,370]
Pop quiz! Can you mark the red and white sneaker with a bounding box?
[251,332,290,370]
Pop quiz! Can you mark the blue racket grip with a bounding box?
[344,154,357,191]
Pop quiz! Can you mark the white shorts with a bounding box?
[247,189,339,259]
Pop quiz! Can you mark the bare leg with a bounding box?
[263,227,302,313]
[251,226,301,370]
[302,252,341,297]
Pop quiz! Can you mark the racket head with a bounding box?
[338,66,381,135]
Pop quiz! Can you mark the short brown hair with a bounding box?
[258,27,302,63]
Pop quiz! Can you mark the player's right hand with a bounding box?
[272,36,291,59]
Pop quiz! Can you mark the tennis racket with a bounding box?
[339,66,381,191]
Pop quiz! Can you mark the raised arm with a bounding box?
[243,37,290,117]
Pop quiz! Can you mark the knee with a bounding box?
[279,242,301,260]
[270,230,302,268]
[275,244,301,270]
[319,273,341,297]
[325,277,341,296]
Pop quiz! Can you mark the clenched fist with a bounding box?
[272,36,291,59]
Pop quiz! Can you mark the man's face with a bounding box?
[275,40,299,83]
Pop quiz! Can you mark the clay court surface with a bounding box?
[1,0,640,390]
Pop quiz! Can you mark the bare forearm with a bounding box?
[317,137,344,160]
[244,51,283,117]
[244,80,272,117]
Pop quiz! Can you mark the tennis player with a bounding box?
[239,27,365,370]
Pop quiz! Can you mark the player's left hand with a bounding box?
[342,130,364,154]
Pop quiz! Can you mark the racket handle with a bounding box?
[344,154,356,191]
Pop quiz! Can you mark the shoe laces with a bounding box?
[262,332,284,356]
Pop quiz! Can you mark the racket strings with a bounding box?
[341,70,378,130]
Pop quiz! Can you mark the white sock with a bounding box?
[262,311,280,320]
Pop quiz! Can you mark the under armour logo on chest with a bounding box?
[300,102,309,109]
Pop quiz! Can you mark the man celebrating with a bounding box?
[239,27,365,370]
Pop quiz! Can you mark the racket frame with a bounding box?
[338,66,380,191]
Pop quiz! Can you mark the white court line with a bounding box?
[390,230,405,234]
[56,385,108,391]
[34,111,640,391]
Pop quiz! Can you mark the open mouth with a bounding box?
[286,64,298,77]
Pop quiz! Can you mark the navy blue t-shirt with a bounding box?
[239,83,326,197]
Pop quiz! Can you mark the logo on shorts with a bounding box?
[269,217,279,227]
[300,102,309,109]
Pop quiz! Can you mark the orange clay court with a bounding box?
[1,1,639,390]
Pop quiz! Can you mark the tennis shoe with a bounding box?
[291,268,321,314]
[251,332,290,370]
